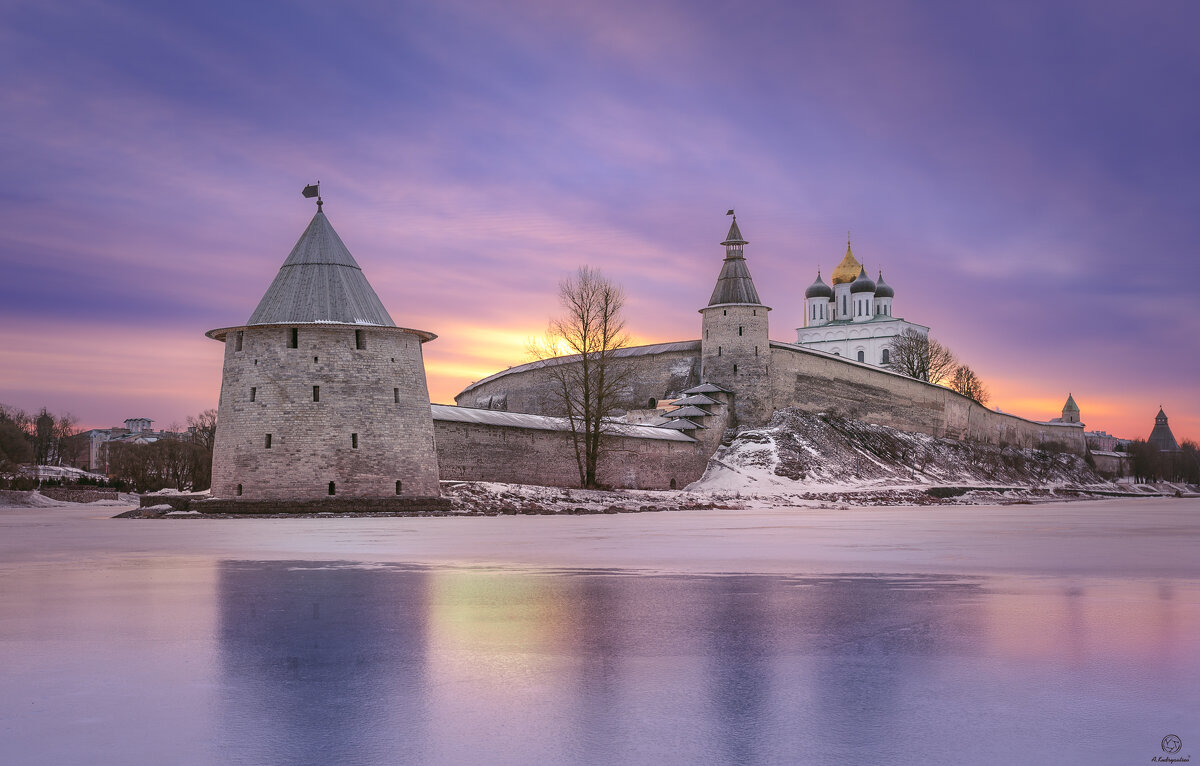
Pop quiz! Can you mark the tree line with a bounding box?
[0,403,217,492]
[1120,439,1200,484]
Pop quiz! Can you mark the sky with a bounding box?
[1,0,1197,443]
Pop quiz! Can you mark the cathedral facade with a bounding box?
[796,240,929,367]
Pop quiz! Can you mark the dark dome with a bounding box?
[874,271,894,298]
[849,266,876,294]
[805,273,833,299]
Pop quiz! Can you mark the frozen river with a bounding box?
[1,498,1197,765]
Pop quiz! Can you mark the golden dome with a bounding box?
[830,242,862,285]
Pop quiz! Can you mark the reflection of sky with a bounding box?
[2,560,1200,763]
[1,2,1198,441]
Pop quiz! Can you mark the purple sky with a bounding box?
[1,0,1197,442]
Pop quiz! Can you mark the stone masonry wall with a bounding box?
[210,324,441,499]
[433,420,712,490]
[768,342,1086,452]
[454,343,702,416]
[39,488,119,503]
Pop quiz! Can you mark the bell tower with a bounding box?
[699,211,772,427]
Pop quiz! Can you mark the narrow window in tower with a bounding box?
[395,480,402,495]
[738,326,743,336]
[250,387,256,402]
[265,434,272,448]
[328,481,336,496]
[718,346,722,356]
[235,331,243,351]
[705,329,709,339]
[733,364,738,374]
[236,484,243,496]
[394,388,400,403]
[355,330,364,350]
[314,356,318,363]
[723,310,727,316]
[755,346,759,356]
[351,433,358,449]
[753,309,757,316]
[289,328,298,348]
[313,386,320,402]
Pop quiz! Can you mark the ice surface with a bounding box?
[1,499,1198,765]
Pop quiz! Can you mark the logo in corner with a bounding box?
[1163,735,1183,755]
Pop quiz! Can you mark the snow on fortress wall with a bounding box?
[450,339,1085,457]
[431,405,717,489]
[767,342,1086,452]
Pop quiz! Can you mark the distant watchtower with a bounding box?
[1148,407,1180,452]
[205,194,440,500]
[699,212,772,427]
[1060,393,1080,424]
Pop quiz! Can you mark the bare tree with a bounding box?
[948,364,990,404]
[530,267,631,488]
[187,409,218,451]
[889,328,956,384]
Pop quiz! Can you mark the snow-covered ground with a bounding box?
[2,493,1197,578]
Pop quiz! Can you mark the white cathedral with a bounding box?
[795,238,929,366]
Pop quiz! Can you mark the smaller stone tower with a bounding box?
[206,195,441,501]
[1060,394,1080,424]
[1148,407,1180,452]
[699,212,772,427]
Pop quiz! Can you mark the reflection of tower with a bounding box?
[206,195,440,500]
[703,576,772,766]
[699,212,772,427]
[215,561,430,765]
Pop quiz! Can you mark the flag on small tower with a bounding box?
[726,209,735,216]
[302,183,320,199]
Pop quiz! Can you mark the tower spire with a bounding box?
[708,211,761,305]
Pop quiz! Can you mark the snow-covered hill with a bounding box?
[690,409,1111,493]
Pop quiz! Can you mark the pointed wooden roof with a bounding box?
[246,210,396,327]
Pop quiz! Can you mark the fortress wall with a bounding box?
[768,343,1087,453]
[454,343,702,416]
[433,420,712,490]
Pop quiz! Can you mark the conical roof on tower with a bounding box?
[1063,393,1079,414]
[708,215,763,306]
[1148,407,1180,451]
[721,216,748,246]
[246,210,396,327]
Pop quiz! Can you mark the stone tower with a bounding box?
[1148,407,1180,452]
[699,212,772,427]
[1061,393,1080,424]
[206,200,440,500]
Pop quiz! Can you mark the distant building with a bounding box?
[1148,407,1180,452]
[795,238,930,367]
[77,418,176,473]
[1084,430,1122,452]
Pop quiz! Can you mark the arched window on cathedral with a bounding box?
[882,348,890,364]
[857,350,865,362]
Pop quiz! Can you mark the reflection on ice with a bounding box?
[1,559,1197,765]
